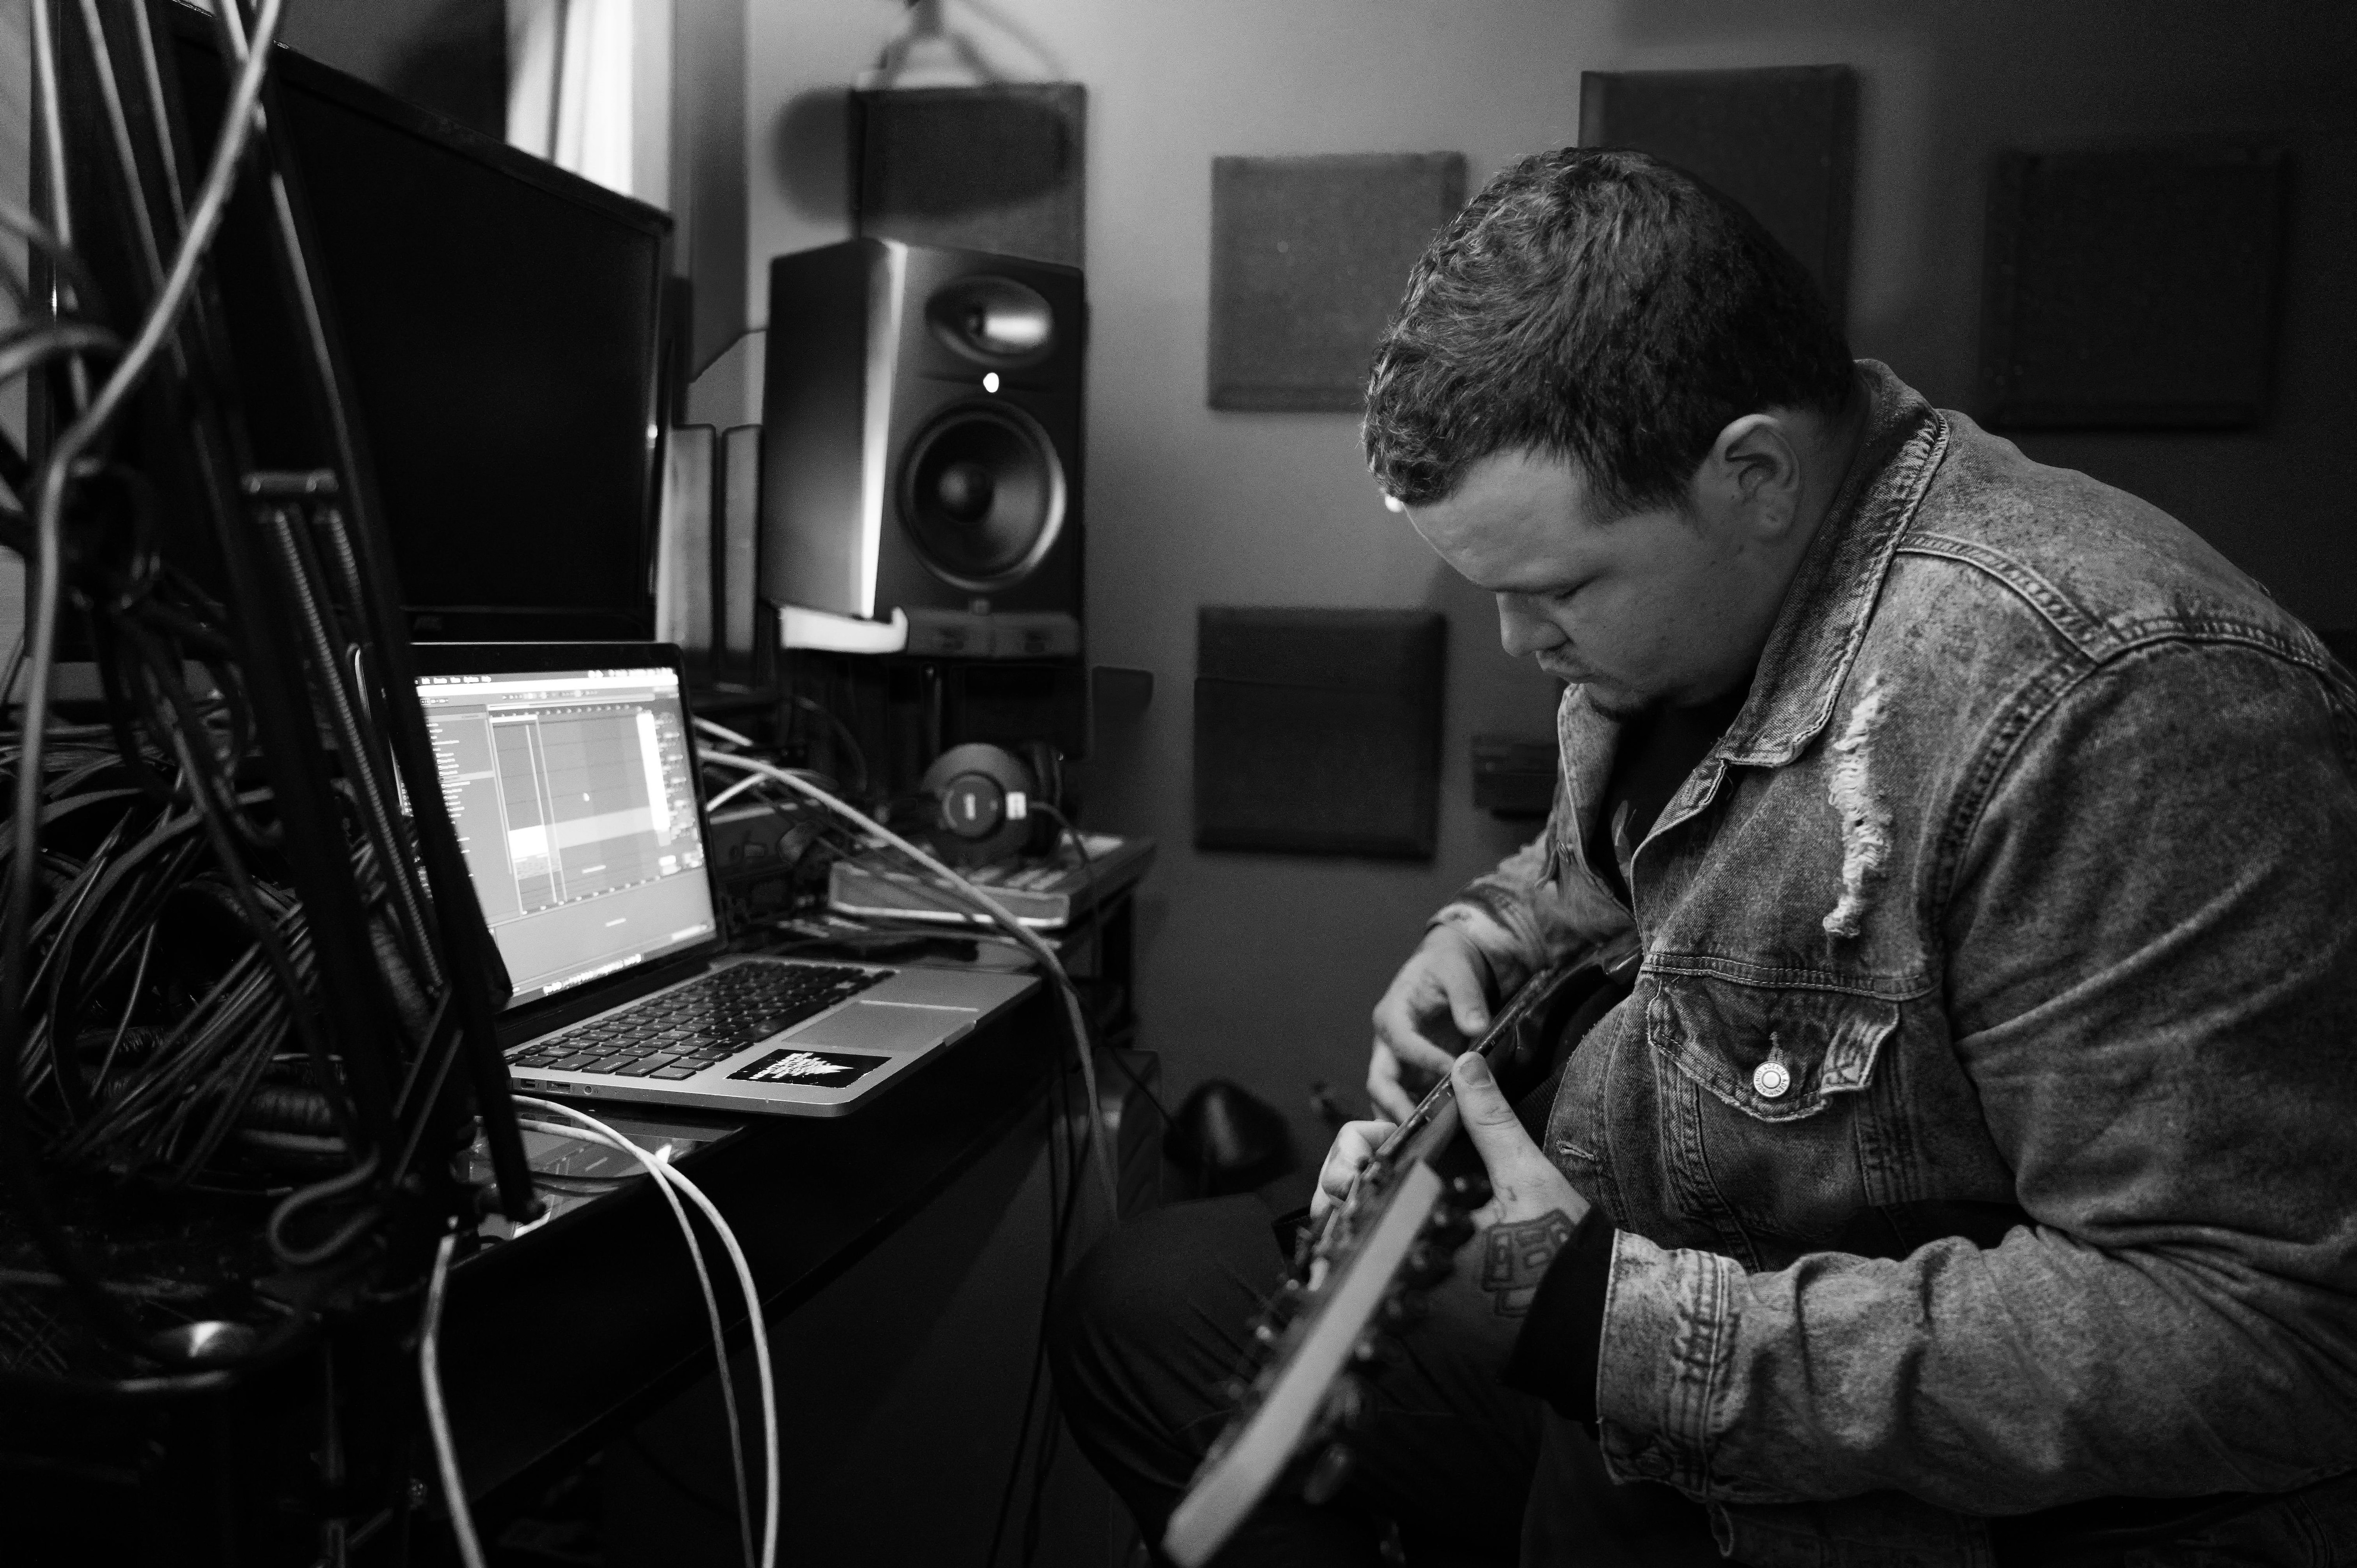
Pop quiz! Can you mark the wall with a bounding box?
[281,0,507,137]
[737,0,2357,1189]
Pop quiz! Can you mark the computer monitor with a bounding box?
[165,5,672,641]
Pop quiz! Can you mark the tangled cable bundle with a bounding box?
[0,0,539,1376]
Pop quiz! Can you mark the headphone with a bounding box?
[917,741,1065,866]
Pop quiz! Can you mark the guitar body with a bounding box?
[1162,950,1639,1568]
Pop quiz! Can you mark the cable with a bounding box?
[704,763,836,813]
[515,1096,778,1568]
[788,693,871,801]
[1035,805,1170,1130]
[518,1116,754,1568]
[694,726,1121,1215]
[986,1034,1082,1568]
[420,1228,488,1568]
[265,1151,382,1269]
[0,0,289,1361]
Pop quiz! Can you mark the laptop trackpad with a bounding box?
[788,1001,975,1053]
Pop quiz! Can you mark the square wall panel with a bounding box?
[1207,153,1466,413]
[1979,145,2286,429]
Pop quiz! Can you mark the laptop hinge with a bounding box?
[497,952,717,1050]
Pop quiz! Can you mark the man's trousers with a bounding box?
[1047,1195,1720,1568]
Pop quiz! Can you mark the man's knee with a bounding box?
[1053,1194,1285,1387]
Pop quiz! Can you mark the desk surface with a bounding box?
[443,985,1063,1512]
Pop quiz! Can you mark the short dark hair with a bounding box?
[1362,148,1854,513]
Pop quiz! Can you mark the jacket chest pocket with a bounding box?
[1645,972,1899,1265]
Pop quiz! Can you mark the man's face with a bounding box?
[1405,448,1783,718]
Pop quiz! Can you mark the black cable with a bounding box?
[622,1429,739,1518]
[1035,805,1170,1129]
[0,0,300,1360]
[986,994,1096,1568]
[787,694,871,801]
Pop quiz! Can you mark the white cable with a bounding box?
[515,1096,780,1568]
[693,729,1121,1215]
[705,765,835,813]
[518,1118,755,1568]
[420,1229,488,1568]
[706,772,762,810]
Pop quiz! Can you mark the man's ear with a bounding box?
[1700,414,1803,539]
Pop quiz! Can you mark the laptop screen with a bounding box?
[417,664,717,1005]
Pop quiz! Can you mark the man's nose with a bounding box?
[1496,594,1563,659]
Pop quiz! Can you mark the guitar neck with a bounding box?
[1164,948,1640,1568]
[1314,960,1582,1255]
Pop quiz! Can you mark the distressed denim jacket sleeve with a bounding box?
[1433,695,1636,995]
[1594,613,2357,1520]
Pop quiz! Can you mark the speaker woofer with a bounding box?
[898,403,1067,591]
[926,275,1056,366]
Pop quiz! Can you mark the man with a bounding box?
[1054,148,2357,1565]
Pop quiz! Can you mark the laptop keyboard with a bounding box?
[506,962,888,1081]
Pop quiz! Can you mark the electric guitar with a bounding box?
[1162,948,1639,1568]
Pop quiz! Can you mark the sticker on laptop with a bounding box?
[728,1049,890,1089]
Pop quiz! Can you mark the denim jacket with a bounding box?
[1435,363,2357,1565]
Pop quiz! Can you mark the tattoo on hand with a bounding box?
[1479,1212,1576,1318]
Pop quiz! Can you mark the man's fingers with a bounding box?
[1365,1049,1417,1122]
[1451,1052,1545,1185]
[1371,982,1461,1075]
[1444,974,1492,1041]
[1391,1026,1459,1076]
[1312,1118,1398,1219]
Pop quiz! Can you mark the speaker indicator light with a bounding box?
[982,372,1001,393]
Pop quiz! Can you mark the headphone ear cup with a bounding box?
[920,742,1037,865]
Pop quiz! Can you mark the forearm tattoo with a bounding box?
[1478,1212,1577,1318]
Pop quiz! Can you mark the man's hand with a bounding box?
[1368,926,1496,1120]
[1311,1117,1397,1221]
[1451,1051,1588,1236]
[1310,1051,1590,1244]
[1411,1054,1596,1373]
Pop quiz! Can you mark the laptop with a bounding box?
[410,642,1037,1116]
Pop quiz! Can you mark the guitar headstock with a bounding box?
[1163,955,1636,1568]
[1193,1171,1493,1522]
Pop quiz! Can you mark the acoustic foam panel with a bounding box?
[1207,153,1467,412]
[852,85,1086,268]
[1194,608,1445,859]
[1978,146,2286,429]
[1578,66,1857,316]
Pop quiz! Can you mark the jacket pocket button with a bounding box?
[1752,1061,1791,1099]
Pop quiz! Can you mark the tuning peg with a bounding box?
[1425,1208,1475,1248]
[1401,1241,1455,1288]
[1301,1442,1355,1505]
[1379,1293,1428,1329]
[1446,1173,1493,1209]
[1323,1372,1372,1431]
[1352,1330,1405,1370]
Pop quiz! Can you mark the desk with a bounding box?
[445,987,1157,1565]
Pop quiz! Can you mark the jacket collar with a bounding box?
[1715,361,1947,769]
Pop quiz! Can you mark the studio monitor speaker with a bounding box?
[761,238,1085,659]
